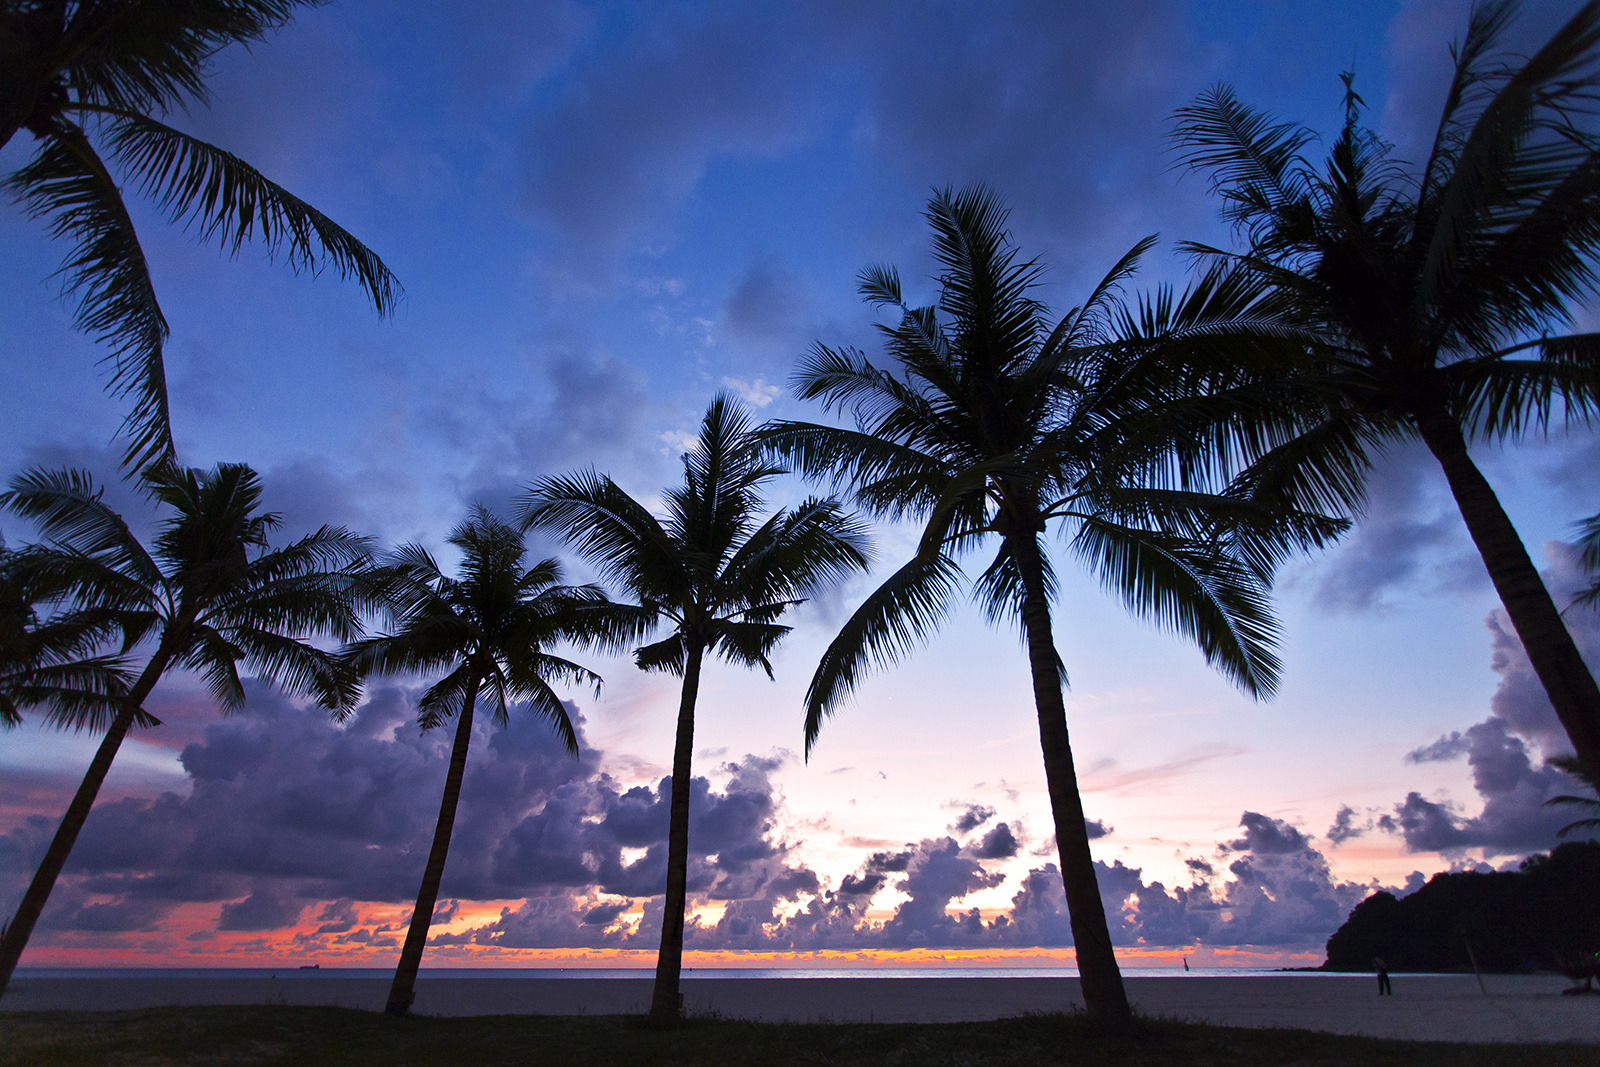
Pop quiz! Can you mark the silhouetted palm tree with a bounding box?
[519,396,869,1029]
[1544,755,1600,838]
[343,507,634,1018]
[0,461,372,995]
[2,1,400,469]
[0,539,131,727]
[759,186,1336,1029]
[1170,0,1600,781]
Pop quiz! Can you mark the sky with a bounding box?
[2,0,1598,971]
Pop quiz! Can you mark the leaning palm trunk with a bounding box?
[1417,412,1600,779]
[386,682,479,1017]
[648,641,705,1029]
[1011,533,1133,1028]
[0,641,176,996]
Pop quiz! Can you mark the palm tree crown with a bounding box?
[519,394,869,1028]
[0,459,373,994]
[760,185,1337,1028]
[0,539,131,729]
[1169,0,1600,780]
[2,1,401,470]
[343,506,632,1017]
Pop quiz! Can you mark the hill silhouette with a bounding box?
[1323,841,1599,973]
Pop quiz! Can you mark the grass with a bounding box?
[1,1007,1596,1067]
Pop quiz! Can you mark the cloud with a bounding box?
[1356,541,1600,862]
[1381,719,1575,857]
[1325,805,1369,846]
[972,822,1020,860]
[515,5,839,284]
[1309,443,1482,612]
[2,685,1400,956]
[434,336,664,518]
[950,803,996,834]
[1484,542,1600,755]
[1221,811,1311,856]
[218,886,305,932]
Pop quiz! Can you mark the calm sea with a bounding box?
[13,966,1344,980]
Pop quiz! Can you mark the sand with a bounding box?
[2,973,1596,1044]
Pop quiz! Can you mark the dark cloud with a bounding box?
[3,682,1401,955]
[951,804,996,834]
[1309,443,1482,612]
[875,838,1005,947]
[1221,812,1311,856]
[1485,543,1600,755]
[1359,543,1600,862]
[722,262,810,348]
[987,813,1371,950]
[516,5,842,282]
[314,899,359,935]
[1326,805,1369,846]
[506,2,1212,292]
[1406,733,1471,764]
[218,886,305,932]
[1381,719,1575,857]
[865,849,913,873]
[972,822,1020,860]
[1083,819,1113,840]
[435,338,665,518]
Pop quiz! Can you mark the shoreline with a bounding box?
[2,973,1595,1043]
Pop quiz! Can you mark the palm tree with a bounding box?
[342,508,633,1018]
[0,461,371,995]
[519,396,869,1028]
[2,1,400,470]
[1544,755,1600,838]
[759,186,1336,1029]
[1168,0,1600,782]
[0,538,131,728]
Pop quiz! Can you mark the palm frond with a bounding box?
[1170,83,1316,240]
[7,121,172,469]
[802,552,965,753]
[57,1,312,116]
[99,111,400,315]
[1069,516,1281,698]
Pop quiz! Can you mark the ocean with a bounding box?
[13,965,1347,980]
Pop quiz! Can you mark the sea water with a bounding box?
[11,966,1364,980]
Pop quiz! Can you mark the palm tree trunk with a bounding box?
[0,640,175,998]
[648,639,704,1030]
[1417,412,1600,781]
[385,679,478,1017]
[1010,532,1134,1030]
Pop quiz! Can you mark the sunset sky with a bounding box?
[2,0,1597,971]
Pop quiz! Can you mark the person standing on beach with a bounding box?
[1374,957,1392,996]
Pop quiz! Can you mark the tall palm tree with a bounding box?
[0,461,371,995]
[1169,0,1600,782]
[759,186,1337,1029]
[342,508,633,1018]
[0,538,131,727]
[519,396,869,1029]
[2,1,400,470]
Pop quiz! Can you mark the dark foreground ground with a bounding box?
[2,1007,1597,1067]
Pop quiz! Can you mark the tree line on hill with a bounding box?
[1323,841,1600,975]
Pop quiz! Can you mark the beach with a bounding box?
[2,973,1595,1044]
